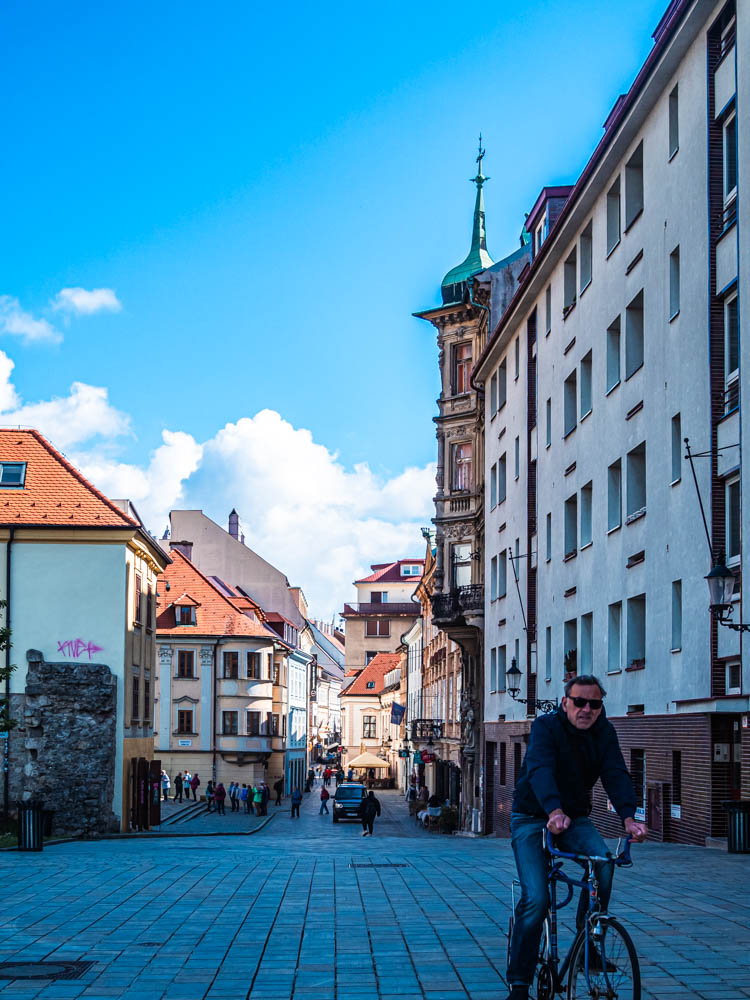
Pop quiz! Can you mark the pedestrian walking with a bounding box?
[323,767,332,787]
[367,767,375,790]
[335,768,344,786]
[273,777,284,806]
[261,782,270,816]
[206,780,215,812]
[319,786,330,815]
[290,787,302,818]
[161,769,170,801]
[359,790,381,837]
[183,771,191,798]
[230,782,240,812]
[407,783,418,817]
[190,772,200,801]
[240,784,249,813]
[347,767,354,781]
[253,784,263,815]
[173,772,183,803]
[214,782,226,815]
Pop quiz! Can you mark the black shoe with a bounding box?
[505,988,529,1000]
[588,945,617,974]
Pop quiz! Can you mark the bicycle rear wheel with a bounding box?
[567,916,640,999]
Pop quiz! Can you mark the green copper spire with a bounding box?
[441,136,495,304]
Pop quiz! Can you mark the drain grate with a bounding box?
[349,862,409,869]
[0,961,94,981]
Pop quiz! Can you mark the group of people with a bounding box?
[160,771,286,813]
[166,770,200,802]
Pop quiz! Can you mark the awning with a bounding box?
[345,751,390,769]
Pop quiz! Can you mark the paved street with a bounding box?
[1,788,749,1000]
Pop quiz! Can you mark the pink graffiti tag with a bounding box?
[56,638,104,660]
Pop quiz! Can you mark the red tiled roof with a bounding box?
[355,559,425,584]
[265,611,296,627]
[156,549,272,638]
[0,428,137,528]
[344,653,401,696]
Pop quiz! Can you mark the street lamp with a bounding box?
[706,559,750,632]
[505,657,558,714]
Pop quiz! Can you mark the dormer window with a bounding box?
[366,681,375,689]
[176,605,196,626]
[0,462,26,487]
[401,565,421,577]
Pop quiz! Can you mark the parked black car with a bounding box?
[332,782,366,823]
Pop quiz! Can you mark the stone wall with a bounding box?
[8,648,119,836]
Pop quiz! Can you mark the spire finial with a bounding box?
[439,136,494,302]
[471,133,489,188]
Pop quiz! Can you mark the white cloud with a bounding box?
[0,351,20,411]
[0,296,61,344]
[52,287,122,316]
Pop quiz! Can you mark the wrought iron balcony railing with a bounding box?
[342,602,420,616]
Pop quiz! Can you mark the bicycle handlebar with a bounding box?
[543,827,634,866]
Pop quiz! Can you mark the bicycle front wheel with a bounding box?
[567,916,640,1000]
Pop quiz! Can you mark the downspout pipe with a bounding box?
[3,526,14,820]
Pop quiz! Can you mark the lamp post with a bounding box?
[706,559,750,632]
[505,657,558,714]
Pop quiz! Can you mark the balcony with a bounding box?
[342,602,420,616]
[430,585,484,625]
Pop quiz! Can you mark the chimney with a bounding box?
[170,540,193,560]
[241,533,245,546]
[228,508,240,540]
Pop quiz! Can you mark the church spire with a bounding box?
[441,136,495,304]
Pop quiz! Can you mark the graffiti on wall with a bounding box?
[56,638,104,660]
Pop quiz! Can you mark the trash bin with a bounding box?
[17,800,44,852]
[722,800,750,854]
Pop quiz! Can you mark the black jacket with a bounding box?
[359,794,381,821]
[512,708,636,822]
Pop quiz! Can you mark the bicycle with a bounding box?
[507,829,641,999]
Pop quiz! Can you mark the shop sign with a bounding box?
[421,752,436,764]
[413,751,423,763]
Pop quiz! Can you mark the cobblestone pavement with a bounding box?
[1,788,748,1000]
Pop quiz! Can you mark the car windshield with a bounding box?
[336,786,364,799]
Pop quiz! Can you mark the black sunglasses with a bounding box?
[570,696,603,710]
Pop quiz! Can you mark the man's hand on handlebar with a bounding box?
[624,817,648,841]
[546,809,572,834]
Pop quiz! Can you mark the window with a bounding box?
[146,588,154,630]
[498,550,507,598]
[580,482,592,547]
[223,651,239,679]
[498,454,507,503]
[668,85,679,158]
[514,742,522,780]
[606,177,621,253]
[545,627,552,681]
[453,442,472,491]
[625,141,644,228]
[724,113,737,204]
[271,660,280,685]
[452,543,472,588]
[545,285,552,334]
[131,675,140,720]
[535,220,545,254]
[490,462,497,508]
[564,248,577,311]
[607,460,622,532]
[564,493,578,557]
[144,678,151,725]
[625,290,644,378]
[545,397,551,447]
[725,294,739,412]
[370,591,387,603]
[453,342,472,394]
[546,512,552,562]
[564,618,577,676]
[268,713,279,736]
[726,477,740,561]
[606,316,621,391]
[671,580,682,650]
[498,645,507,692]
[134,572,143,626]
[177,650,194,678]
[627,594,646,668]
[580,221,593,291]
[246,710,260,735]
[176,604,196,626]
[362,715,376,739]
[669,246,680,318]
[401,564,422,576]
[727,661,741,694]
[490,556,498,601]
[247,651,262,679]
[608,602,622,672]
[177,709,193,734]
[671,414,682,483]
[580,613,593,674]
[630,749,646,817]
[514,337,520,380]
[490,647,497,691]
[500,742,507,785]
[490,371,498,416]
[498,360,507,409]
[0,462,26,487]
[672,750,682,807]
[564,370,577,435]
[365,651,378,665]
[626,442,646,519]
[222,711,238,735]
[365,620,390,637]
[580,351,592,417]
[514,436,519,479]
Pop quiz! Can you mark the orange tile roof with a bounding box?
[355,559,425,584]
[156,549,274,638]
[0,428,137,528]
[344,653,401,696]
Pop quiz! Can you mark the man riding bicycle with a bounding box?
[505,674,647,1000]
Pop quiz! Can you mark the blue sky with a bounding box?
[0,0,669,615]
